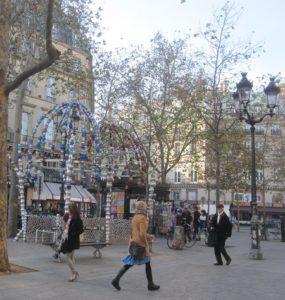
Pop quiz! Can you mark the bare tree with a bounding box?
[95,34,204,185]
[194,1,261,205]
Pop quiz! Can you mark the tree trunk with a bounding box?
[8,81,27,237]
[161,170,167,185]
[215,152,220,206]
[0,0,11,272]
[0,89,10,272]
[0,0,58,272]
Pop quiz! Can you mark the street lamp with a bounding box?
[233,73,280,260]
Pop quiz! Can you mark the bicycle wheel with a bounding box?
[198,229,208,246]
[166,230,174,249]
[185,228,197,248]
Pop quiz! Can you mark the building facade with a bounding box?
[166,92,285,221]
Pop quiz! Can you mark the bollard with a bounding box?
[171,226,185,250]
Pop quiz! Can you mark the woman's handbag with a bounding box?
[59,239,68,254]
[129,241,145,259]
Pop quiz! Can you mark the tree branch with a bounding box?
[5,0,60,96]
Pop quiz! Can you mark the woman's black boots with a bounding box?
[145,262,160,291]
[112,263,159,291]
[111,265,132,290]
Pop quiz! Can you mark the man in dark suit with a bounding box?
[212,204,232,266]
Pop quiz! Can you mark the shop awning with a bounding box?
[32,181,53,201]
[232,206,285,214]
[32,182,96,203]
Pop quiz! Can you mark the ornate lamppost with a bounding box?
[233,73,280,259]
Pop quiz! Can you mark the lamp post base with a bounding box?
[249,214,263,260]
[249,248,263,260]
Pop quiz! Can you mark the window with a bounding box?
[26,78,31,95]
[255,125,264,135]
[175,143,180,156]
[234,193,243,201]
[256,170,263,182]
[189,166,198,182]
[245,171,264,182]
[173,191,180,201]
[44,119,54,149]
[45,77,56,100]
[243,193,251,202]
[252,106,261,114]
[189,142,196,154]
[21,112,29,143]
[271,125,281,136]
[273,168,280,181]
[174,128,181,140]
[46,120,54,142]
[245,124,251,133]
[188,191,197,201]
[243,193,261,202]
[47,161,58,168]
[174,169,181,183]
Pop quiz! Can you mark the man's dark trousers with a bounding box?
[214,236,230,264]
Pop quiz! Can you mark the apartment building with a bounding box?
[8,34,96,216]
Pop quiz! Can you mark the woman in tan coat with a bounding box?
[111,201,160,291]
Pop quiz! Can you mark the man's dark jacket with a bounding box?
[212,212,232,240]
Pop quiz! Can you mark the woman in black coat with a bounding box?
[61,204,83,281]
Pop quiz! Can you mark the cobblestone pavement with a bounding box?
[1,227,285,300]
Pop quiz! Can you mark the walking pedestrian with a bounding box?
[193,206,200,240]
[60,204,84,281]
[111,200,160,291]
[212,204,232,266]
[198,209,208,239]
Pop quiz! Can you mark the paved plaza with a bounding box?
[1,228,285,300]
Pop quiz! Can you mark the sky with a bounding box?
[94,0,285,82]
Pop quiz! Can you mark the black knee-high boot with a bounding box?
[145,262,160,291]
[111,265,132,290]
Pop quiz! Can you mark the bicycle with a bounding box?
[166,228,175,249]
[166,223,197,249]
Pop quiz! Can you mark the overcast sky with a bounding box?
[95,0,284,81]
